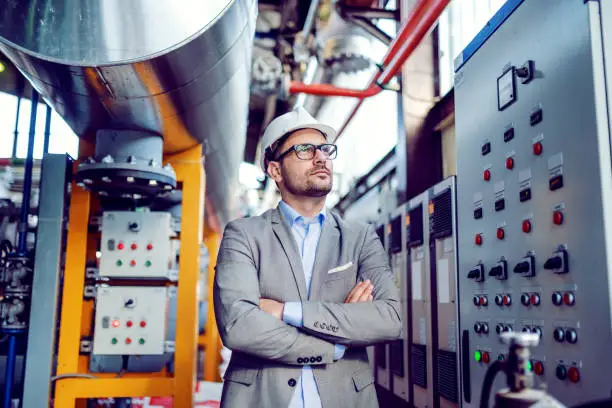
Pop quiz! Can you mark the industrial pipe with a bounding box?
[288,0,449,138]
[42,104,52,155]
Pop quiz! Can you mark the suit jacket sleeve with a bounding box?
[300,223,403,346]
[213,220,337,365]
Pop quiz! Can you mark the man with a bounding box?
[213,106,402,408]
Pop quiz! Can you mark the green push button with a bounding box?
[527,360,533,371]
[139,338,145,345]
[498,354,505,361]
[111,338,118,345]
[145,260,152,267]
[116,260,123,267]
[474,351,482,362]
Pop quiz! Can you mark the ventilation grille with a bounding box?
[376,344,387,368]
[438,350,458,402]
[407,205,424,247]
[430,188,453,239]
[411,344,427,388]
[390,340,404,377]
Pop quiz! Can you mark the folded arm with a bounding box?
[296,224,403,346]
[213,221,340,365]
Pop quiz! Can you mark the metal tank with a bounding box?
[0,0,257,227]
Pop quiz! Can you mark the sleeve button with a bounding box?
[288,378,297,387]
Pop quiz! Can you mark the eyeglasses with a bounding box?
[275,143,338,161]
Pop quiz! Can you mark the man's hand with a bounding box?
[344,280,374,303]
[259,298,285,320]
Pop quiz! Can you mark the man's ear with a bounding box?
[267,161,282,183]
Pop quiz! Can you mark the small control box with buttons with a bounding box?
[99,211,175,279]
[92,286,169,355]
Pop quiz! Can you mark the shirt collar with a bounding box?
[279,200,326,227]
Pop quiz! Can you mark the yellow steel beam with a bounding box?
[55,378,174,406]
[166,144,204,406]
[203,229,222,382]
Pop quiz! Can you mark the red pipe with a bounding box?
[287,0,450,138]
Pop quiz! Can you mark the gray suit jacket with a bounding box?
[213,205,402,408]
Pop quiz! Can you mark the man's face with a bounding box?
[268,128,334,198]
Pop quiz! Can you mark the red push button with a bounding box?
[553,211,564,225]
[130,260,136,267]
[530,293,540,306]
[140,320,147,328]
[522,220,532,233]
[147,243,153,251]
[503,295,512,306]
[117,242,125,250]
[563,292,575,306]
[497,228,505,240]
[475,234,483,246]
[506,157,514,169]
[125,337,132,345]
[126,320,133,328]
[533,142,543,155]
[479,296,488,306]
[482,352,490,364]
[131,243,138,250]
[534,361,544,376]
[568,367,580,383]
[483,169,491,181]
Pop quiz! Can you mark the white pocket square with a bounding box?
[327,262,353,274]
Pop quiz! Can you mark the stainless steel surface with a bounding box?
[0,0,257,226]
[454,0,612,406]
[22,154,72,408]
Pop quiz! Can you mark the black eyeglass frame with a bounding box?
[273,143,338,162]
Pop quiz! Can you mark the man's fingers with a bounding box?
[345,281,373,303]
[344,281,366,303]
[356,285,373,302]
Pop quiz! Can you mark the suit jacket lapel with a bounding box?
[271,207,308,300]
[309,213,340,301]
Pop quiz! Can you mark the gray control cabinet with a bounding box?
[454,0,612,406]
[375,213,392,391]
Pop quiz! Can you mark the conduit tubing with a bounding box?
[288,0,450,138]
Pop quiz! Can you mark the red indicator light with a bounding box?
[126,320,133,328]
[475,234,483,246]
[506,157,514,169]
[533,142,543,155]
[568,367,580,383]
[117,242,125,250]
[530,293,540,306]
[140,320,147,328]
[503,295,511,306]
[563,292,575,305]
[534,361,544,376]
[553,211,564,225]
[131,243,138,250]
[147,243,153,251]
[522,220,532,233]
[112,320,120,328]
[483,169,491,181]
[482,352,490,364]
[497,228,505,240]
[479,296,488,306]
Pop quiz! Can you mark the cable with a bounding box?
[479,360,505,408]
[50,373,98,382]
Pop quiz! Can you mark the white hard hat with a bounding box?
[259,106,337,172]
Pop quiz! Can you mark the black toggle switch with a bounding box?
[488,260,508,280]
[513,255,535,277]
[544,249,569,274]
[468,264,485,282]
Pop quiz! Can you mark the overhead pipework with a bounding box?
[0,0,258,228]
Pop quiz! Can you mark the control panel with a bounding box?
[92,286,169,355]
[454,0,612,406]
[389,204,410,402]
[428,177,459,408]
[99,211,174,279]
[374,213,392,391]
[407,190,433,408]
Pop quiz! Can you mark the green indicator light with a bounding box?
[498,354,505,361]
[139,338,145,345]
[474,351,482,362]
[111,338,117,345]
[145,260,152,267]
[527,360,533,371]
[116,260,123,267]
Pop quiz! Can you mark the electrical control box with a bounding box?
[374,213,392,391]
[389,205,410,402]
[428,177,459,408]
[454,1,612,406]
[407,190,433,408]
[93,286,169,355]
[99,211,174,279]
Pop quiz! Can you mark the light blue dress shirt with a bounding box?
[278,201,346,408]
